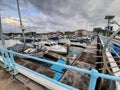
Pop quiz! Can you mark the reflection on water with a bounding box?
[0,39,22,48]
[69,46,84,57]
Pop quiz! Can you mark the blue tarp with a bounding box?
[53,72,63,81]
[50,59,66,73]
[50,59,66,81]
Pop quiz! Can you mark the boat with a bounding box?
[6,0,43,58]
[49,35,59,40]
[8,43,44,58]
[40,35,48,41]
[20,35,40,43]
[23,47,44,58]
[111,41,120,57]
[38,41,67,54]
[59,38,86,48]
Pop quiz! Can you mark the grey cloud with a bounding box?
[1,0,120,32]
[28,0,120,31]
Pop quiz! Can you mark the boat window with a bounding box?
[52,43,55,46]
[45,44,50,47]
[51,44,53,46]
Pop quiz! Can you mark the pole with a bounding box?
[103,28,120,50]
[0,13,6,50]
[66,39,70,65]
[113,20,120,27]
[103,20,120,50]
[106,19,110,36]
[16,0,26,47]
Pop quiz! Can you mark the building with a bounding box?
[93,28,102,33]
[74,29,91,36]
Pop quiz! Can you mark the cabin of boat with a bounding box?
[39,41,67,54]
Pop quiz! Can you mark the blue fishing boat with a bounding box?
[111,42,120,56]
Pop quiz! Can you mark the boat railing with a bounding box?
[99,35,120,57]
[0,48,120,90]
[98,35,120,89]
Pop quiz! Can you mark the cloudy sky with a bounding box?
[0,0,120,33]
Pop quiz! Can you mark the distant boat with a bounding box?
[38,41,67,54]
[23,47,44,58]
[59,38,86,48]
[40,35,48,41]
[8,43,44,58]
[49,35,59,40]
[20,35,40,43]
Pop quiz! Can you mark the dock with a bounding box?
[60,37,97,90]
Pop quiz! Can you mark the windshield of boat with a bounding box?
[45,44,50,47]
[51,43,56,46]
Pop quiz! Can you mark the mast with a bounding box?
[0,13,6,50]
[16,0,26,47]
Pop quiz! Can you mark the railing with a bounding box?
[99,35,120,89]
[0,48,120,90]
[99,35,120,57]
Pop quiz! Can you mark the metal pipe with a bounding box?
[103,28,120,50]
[0,13,6,50]
[12,51,120,82]
[16,0,26,47]
[113,20,120,27]
[13,51,91,75]
[0,56,77,90]
[1,50,120,90]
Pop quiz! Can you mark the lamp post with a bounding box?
[105,15,115,36]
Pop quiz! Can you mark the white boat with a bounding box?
[39,41,67,54]
[23,47,44,58]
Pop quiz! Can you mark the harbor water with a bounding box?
[0,39,84,58]
[0,39,22,48]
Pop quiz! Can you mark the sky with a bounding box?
[0,0,120,33]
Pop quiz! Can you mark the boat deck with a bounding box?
[0,63,46,90]
[15,58,56,78]
[0,57,56,90]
